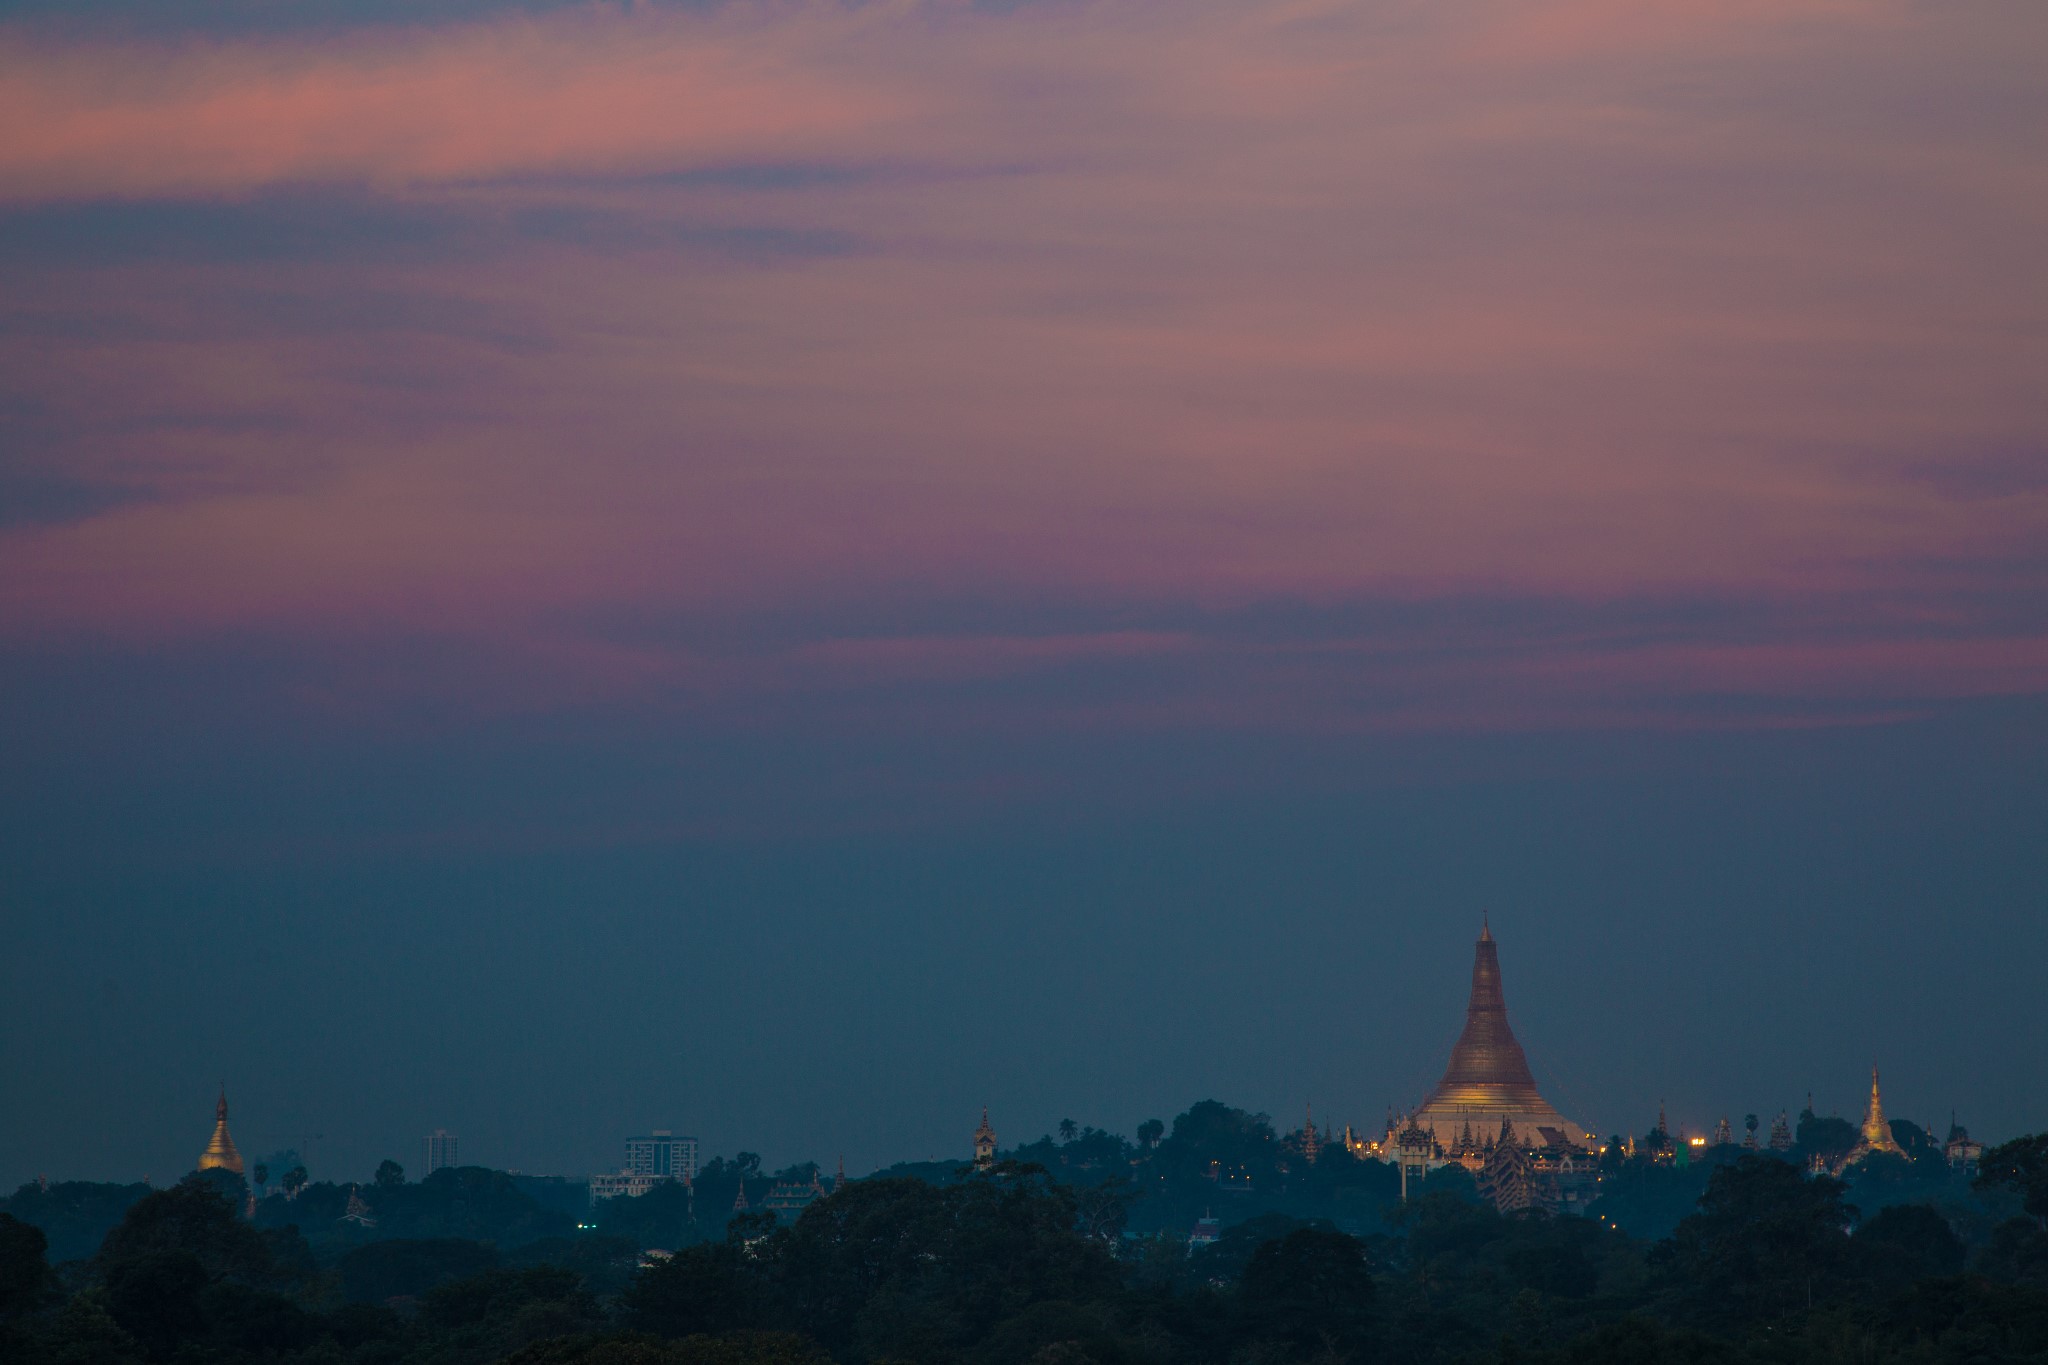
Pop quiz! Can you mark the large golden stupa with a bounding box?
[198,1086,245,1175]
[1404,923,1590,1149]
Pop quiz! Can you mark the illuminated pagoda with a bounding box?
[198,1085,245,1175]
[1857,1066,1904,1159]
[1396,921,1591,1151]
[1380,924,1599,1215]
[973,1108,998,1170]
[1295,1103,1323,1165]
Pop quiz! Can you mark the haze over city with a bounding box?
[3,0,2045,1195]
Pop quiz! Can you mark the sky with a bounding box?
[1,0,2044,1188]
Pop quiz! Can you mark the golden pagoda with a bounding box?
[972,1107,998,1170]
[1402,922,1590,1149]
[1859,1066,1903,1157]
[198,1085,245,1175]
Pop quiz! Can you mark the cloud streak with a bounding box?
[1,0,2043,746]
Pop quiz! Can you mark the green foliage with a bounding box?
[621,1243,760,1339]
[1238,1226,1375,1358]
[1516,1315,1744,1365]
[1975,1217,2048,1285]
[508,1235,646,1298]
[596,1179,697,1250]
[7,1113,2048,1365]
[1844,1147,1968,1215]
[1155,1101,1277,1182]
[97,1178,306,1290]
[763,1168,1121,1360]
[256,1165,575,1253]
[1,1182,153,1264]
[0,1213,51,1318]
[1418,1162,1479,1202]
[1794,1110,1860,1166]
[1854,1203,1965,1285]
[1978,1132,2048,1221]
[1588,1159,1714,1241]
[1657,1155,1856,1325]
[337,1236,501,1302]
[375,1160,406,1189]
[502,1331,834,1365]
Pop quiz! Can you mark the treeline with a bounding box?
[0,1131,2044,1364]
[4,1098,1998,1264]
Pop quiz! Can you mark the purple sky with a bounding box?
[1,0,2044,1185]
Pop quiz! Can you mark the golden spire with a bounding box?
[1862,1065,1903,1155]
[973,1107,998,1169]
[198,1084,245,1175]
[1427,924,1546,1108]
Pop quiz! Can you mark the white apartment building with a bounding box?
[623,1130,698,1182]
[424,1129,459,1175]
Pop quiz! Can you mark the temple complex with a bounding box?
[198,1086,244,1175]
[1384,924,1598,1214]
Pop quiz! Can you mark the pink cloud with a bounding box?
[0,0,2042,732]
[0,5,919,200]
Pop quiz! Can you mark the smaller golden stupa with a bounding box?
[1859,1066,1903,1158]
[198,1085,245,1175]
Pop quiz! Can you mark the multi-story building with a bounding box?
[425,1130,460,1175]
[589,1171,667,1204]
[624,1131,698,1183]
[590,1129,698,1208]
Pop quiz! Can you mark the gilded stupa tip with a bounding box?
[199,1084,245,1175]
[1479,914,1492,943]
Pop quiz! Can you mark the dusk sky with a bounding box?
[2,0,2044,1189]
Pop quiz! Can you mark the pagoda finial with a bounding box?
[1479,913,1492,943]
[217,1084,229,1122]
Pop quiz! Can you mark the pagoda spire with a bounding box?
[1427,924,1544,1107]
[198,1084,245,1175]
[973,1108,998,1169]
[1861,1065,1903,1155]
